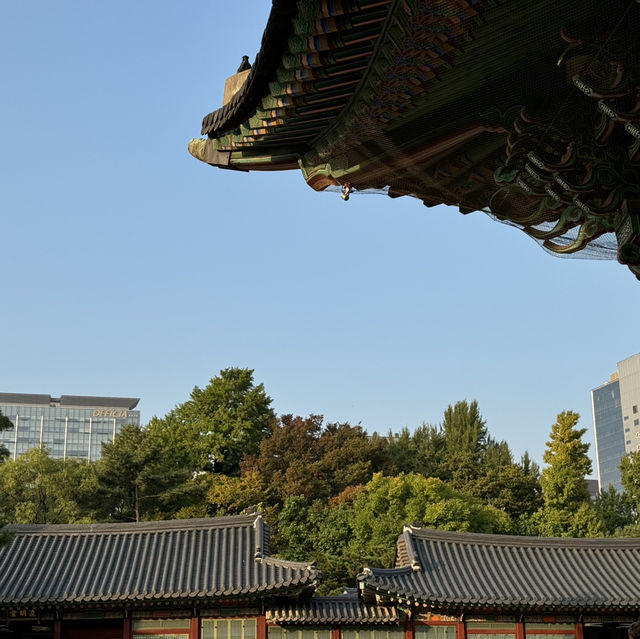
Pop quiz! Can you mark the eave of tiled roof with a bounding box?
[357,526,640,615]
[0,515,320,609]
[194,0,394,161]
[267,592,401,625]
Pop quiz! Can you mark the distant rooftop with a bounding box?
[0,393,139,410]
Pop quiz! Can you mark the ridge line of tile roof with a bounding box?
[7,514,261,535]
[403,526,640,547]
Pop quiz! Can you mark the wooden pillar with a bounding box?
[54,620,62,639]
[405,619,415,639]
[332,628,341,639]
[123,617,133,639]
[575,622,584,639]
[190,616,201,639]
[257,615,267,639]
[516,622,525,639]
[457,621,466,639]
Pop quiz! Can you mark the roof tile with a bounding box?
[0,515,319,608]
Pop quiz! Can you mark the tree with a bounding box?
[0,448,98,524]
[440,400,490,489]
[348,473,513,567]
[96,424,191,522]
[317,422,392,495]
[620,451,640,510]
[540,411,592,510]
[524,411,603,537]
[468,462,542,520]
[0,410,13,462]
[593,485,635,535]
[148,368,274,474]
[205,470,270,516]
[242,414,328,502]
[386,424,445,477]
[241,416,392,504]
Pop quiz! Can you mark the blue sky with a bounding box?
[2,2,638,472]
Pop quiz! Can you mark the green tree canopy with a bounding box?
[593,485,635,535]
[96,424,192,522]
[348,473,514,566]
[524,411,603,537]
[540,411,592,510]
[620,451,640,510]
[386,424,444,477]
[148,368,274,474]
[0,448,98,524]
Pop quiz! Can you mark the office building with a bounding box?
[591,353,640,492]
[0,393,140,461]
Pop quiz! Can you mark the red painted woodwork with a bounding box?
[257,615,267,639]
[62,619,123,639]
[405,619,415,639]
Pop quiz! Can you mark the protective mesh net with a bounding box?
[317,0,640,264]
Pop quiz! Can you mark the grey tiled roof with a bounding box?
[0,515,319,608]
[358,526,640,614]
[268,591,400,625]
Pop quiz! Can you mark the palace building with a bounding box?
[189,0,640,279]
[1,514,639,639]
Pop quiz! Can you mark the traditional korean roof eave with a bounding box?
[200,0,300,140]
[0,515,320,610]
[356,527,640,616]
[190,0,640,280]
[267,591,402,625]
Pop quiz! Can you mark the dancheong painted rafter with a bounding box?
[189,0,640,279]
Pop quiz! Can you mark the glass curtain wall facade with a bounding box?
[0,393,140,461]
[591,378,625,492]
[591,352,640,493]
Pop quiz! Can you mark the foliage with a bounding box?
[348,473,513,566]
[271,472,514,593]
[96,424,192,522]
[148,368,274,475]
[522,502,603,538]
[620,451,640,511]
[205,470,270,516]
[593,485,635,535]
[242,415,390,505]
[524,411,603,537]
[468,462,542,520]
[540,411,592,510]
[0,448,98,524]
[0,409,12,462]
[386,424,444,477]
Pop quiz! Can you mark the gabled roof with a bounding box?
[0,515,320,608]
[357,525,640,614]
[268,590,400,625]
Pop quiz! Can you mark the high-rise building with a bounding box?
[591,353,640,493]
[0,393,140,461]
